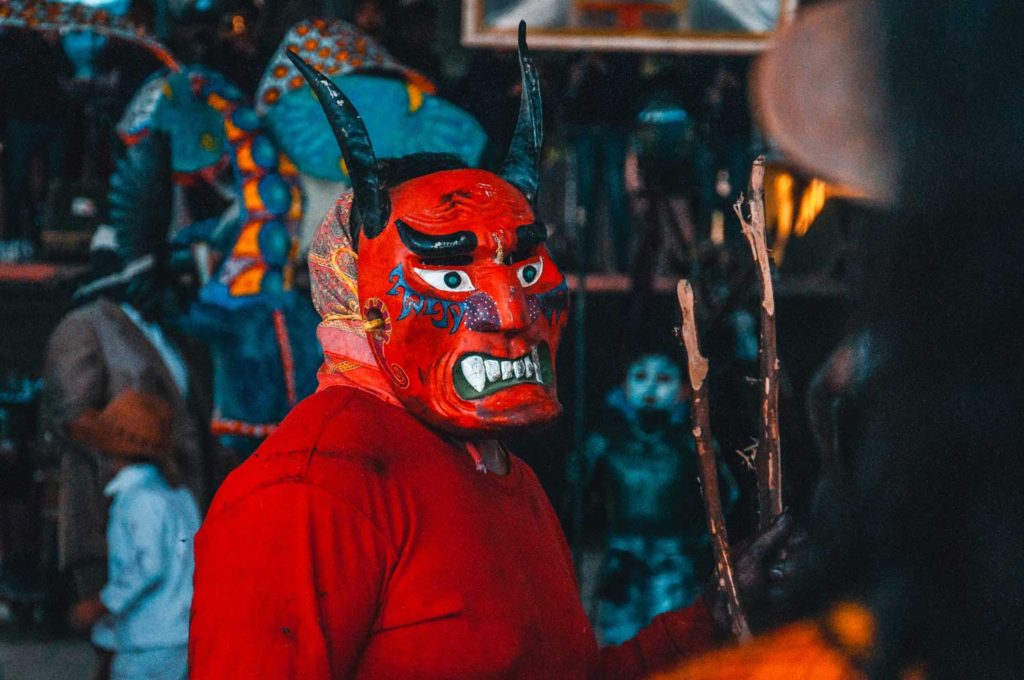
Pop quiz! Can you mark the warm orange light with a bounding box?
[827,602,875,655]
[796,179,828,237]
[774,173,794,259]
[765,166,864,265]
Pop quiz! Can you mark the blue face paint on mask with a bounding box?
[386,264,466,334]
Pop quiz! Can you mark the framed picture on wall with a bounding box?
[462,0,798,53]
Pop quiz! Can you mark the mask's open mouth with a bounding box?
[453,343,554,400]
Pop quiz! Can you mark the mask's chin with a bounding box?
[410,396,563,439]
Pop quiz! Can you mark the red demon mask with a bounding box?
[290,24,568,436]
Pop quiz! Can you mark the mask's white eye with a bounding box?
[516,258,543,287]
[413,267,476,293]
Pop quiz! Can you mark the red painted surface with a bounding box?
[190,386,716,678]
[356,170,568,437]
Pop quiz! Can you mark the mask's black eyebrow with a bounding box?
[396,219,478,259]
[507,221,547,263]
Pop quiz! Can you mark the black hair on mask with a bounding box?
[377,153,469,191]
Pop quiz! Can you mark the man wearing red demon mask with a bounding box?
[189,25,793,679]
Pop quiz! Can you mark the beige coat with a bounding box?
[38,298,212,598]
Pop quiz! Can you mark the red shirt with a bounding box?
[189,387,715,679]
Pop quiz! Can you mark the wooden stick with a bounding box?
[676,280,752,642]
[734,156,784,529]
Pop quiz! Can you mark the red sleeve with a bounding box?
[597,597,719,680]
[189,481,394,678]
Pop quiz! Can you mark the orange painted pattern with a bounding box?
[228,265,265,297]
[184,70,302,299]
[233,221,262,258]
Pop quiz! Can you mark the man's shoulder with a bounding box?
[111,480,177,522]
[49,300,104,338]
[49,299,125,345]
[62,298,120,324]
[206,387,428,516]
[268,386,410,456]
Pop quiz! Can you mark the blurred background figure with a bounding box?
[564,53,641,273]
[0,30,73,262]
[351,0,388,42]
[66,388,199,680]
[692,58,753,244]
[567,353,737,644]
[38,233,213,675]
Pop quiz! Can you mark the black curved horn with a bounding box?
[286,50,390,244]
[500,21,543,206]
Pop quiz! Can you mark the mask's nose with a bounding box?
[468,269,530,333]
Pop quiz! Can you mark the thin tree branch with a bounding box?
[676,279,752,642]
[734,156,784,529]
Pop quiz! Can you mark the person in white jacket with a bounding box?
[66,388,201,680]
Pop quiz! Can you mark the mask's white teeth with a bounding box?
[534,359,543,383]
[484,359,500,383]
[501,361,513,380]
[461,356,486,393]
[513,359,525,379]
[524,358,534,378]
[531,348,543,383]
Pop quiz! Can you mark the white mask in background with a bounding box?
[624,354,682,412]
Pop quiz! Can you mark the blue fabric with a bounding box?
[178,293,321,448]
[116,64,321,452]
[597,536,699,645]
[111,645,187,680]
[93,464,200,651]
[264,74,487,182]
